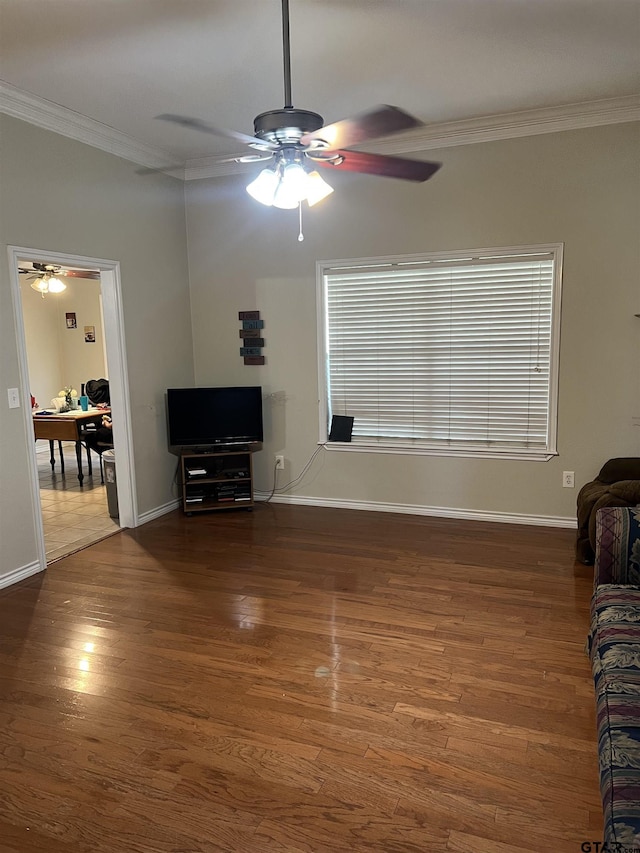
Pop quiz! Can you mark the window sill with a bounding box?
[322,440,556,462]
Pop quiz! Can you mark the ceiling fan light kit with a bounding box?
[247,158,334,209]
[30,273,66,297]
[158,0,441,236]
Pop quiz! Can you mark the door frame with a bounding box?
[8,245,138,568]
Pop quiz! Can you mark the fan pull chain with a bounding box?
[298,202,304,242]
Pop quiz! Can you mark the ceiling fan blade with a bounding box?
[19,262,56,274]
[19,266,100,280]
[309,150,441,183]
[300,105,423,151]
[156,114,276,152]
[61,269,101,280]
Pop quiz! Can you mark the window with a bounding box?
[317,244,562,460]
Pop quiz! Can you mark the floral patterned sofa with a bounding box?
[589,505,640,847]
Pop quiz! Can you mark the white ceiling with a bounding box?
[1,0,639,165]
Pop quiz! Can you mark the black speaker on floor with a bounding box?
[329,415,354,442]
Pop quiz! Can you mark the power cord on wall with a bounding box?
[254,443,327,502]
[254,459,280,503]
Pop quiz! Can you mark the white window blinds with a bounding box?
[320,247,561,457]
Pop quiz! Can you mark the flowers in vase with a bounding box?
[58,386,78,410]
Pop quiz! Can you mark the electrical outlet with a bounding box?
[275,455,284,470]
[562,471,575,488]
[7,388,20,409]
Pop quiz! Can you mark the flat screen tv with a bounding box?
[167,386,263,450]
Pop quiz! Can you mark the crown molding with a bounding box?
[1,80,638,182]
[368,93,640,155]
[0,80,180,173]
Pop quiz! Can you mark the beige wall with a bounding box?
[0,115,194,580]
[2,116,638,585]
[20,275,107,409]
[185,122,640,522]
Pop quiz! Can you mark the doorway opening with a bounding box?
[8,246,137,570]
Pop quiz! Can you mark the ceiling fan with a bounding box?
[158,0,441,214]
[19,262,100,297]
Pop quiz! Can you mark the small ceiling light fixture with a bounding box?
[246,152,333,210]
[30,272,67,297]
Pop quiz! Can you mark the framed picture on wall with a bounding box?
[84,325,96,343]
[66,312,77,329]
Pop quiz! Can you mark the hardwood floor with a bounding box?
[0,504,601,852]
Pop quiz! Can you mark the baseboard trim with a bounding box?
[0,560,45,591]
[137,498,181,526]
[266,494,576,529]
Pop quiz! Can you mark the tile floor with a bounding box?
[37,440,121,562]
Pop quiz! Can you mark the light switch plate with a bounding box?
[7,388,20,409]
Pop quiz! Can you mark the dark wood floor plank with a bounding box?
[0,504,600,852]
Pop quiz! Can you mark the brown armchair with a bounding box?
[576,458,640,563]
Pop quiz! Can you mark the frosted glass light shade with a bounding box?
[246,168,279,206]
[272,163,308,209]
[47,277,66,293]
[305,171,334,207]
[30,278,49,294]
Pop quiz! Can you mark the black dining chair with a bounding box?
[81,432,113,483]
[80,379,113,483]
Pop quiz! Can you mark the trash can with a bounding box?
[102,449,119,519]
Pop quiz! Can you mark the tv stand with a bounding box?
[180,449,254,515]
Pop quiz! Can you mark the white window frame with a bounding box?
[316,243,563,461]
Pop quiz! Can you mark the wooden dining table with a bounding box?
[33,408,111,484]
